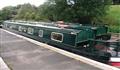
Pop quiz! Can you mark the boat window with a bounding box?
[5,24,8,28]
[18,26,22,31]
[27,27,34,34]
[22,27,27,32]
[10,25,13,29]
[39,30,43,37]
[51,32,63,42]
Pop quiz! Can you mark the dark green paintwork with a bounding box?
[3,21,96,47]
[68,24,108,36]
[3,21,115,63]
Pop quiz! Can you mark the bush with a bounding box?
[109,25,120,33]
[100,5,120,33]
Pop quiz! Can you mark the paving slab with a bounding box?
[0,29,101,70]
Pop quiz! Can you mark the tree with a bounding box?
[0,0,112,24]
[15,3,37,21]
[42,0,112,24]
[37,2,56,21]
[0,6,17,20]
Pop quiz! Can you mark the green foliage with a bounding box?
[109,25,120,33]
[101,5,120,33]
[108,5,120,22]
[0,6,17,20]
[41,0,112,23]
[14,3,37,21]
[0,0,112,23]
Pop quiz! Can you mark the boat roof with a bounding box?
[4,21,82,34]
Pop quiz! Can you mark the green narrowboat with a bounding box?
[3,21,113,63]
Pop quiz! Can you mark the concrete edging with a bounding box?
[3,29,120,70]
[0,57,10,70]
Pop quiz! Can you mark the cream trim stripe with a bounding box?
[110,58,120,62]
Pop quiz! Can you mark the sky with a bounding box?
[0,0,46,10]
